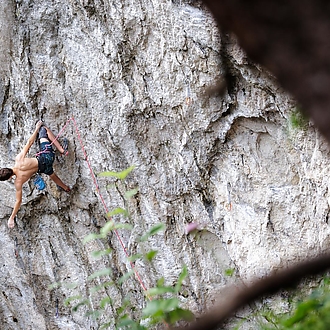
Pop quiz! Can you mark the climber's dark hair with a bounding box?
[0,168,14,181]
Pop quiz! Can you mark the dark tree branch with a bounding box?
[174,253,330,330]
[173,2,330,330]
[201,0,330,143]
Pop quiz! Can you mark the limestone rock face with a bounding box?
[0,0,328,329]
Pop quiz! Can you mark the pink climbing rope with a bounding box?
[50,117,149,293]
[49,117,73,147]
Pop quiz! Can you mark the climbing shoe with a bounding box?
[57,185,71,193]
[61,138,69,156]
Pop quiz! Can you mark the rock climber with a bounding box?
[0,120,70,229]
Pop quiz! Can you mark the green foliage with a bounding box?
[259,278,330,330]
[85,310,102,320]
[106,207,129,217]
[100,296,112,309]
[145,250,158,262]
[83,232,105,244]
[142,266,193,326]
[127,253,143,263]
[118,270,134,284]
[143,297,180,316]
[125,188,139,199]
[225,268,235,277]
[91,248,112,259]
[143,298,194,325]
[88,220,192,328]
[98,166,135,180]
[176,265,188,292]
[50,166,194,329]
[88,268,112,281]
[64,295,82,306]
[140,223,166,242]
[90,281,114,294]
[83,220,132,244]
[100,219,132,235]
[289,108,308,130]
[72,299,91,312]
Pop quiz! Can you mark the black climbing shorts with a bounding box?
[37,142,55,175]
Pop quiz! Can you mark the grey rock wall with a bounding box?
[0,0,328,329]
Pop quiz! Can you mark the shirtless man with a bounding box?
[0,120,70,228]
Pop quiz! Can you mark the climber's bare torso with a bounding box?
[13,153,39,186]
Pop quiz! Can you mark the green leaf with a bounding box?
[289,108,308,130]
[134,325,147,330]
[143,298,179,316]
[100,219,132,236]
[117,314,136,327]
[148,223,166,236]
[98,166,135,180]
[113,223,133,230]
[128,253,143,262]
[100,221,115,235]
[116,297,131,315]
[145,250,158,262]
[106,207,128,218]
[140,223,166,242]
[91,281,114,294]
[64,295,82,306]
[83,232,105,244]
[224,268,235,277]
[100,296,112,309]
[72,299,90,312]
[100,322,113,330]
[88,268,112,281]
[118,270,134,284]
[48,282,60,290]
[283,299,320,327]
[166,308,195,324]
[91,248,112,259]
[85,310,102,320]
[146,286,176,297]
[175,265,188,293]
[125,188,139,199]
[257,276,330,330]
[106,183,116,189]
[157,277,165,287]
[116,315,147,329]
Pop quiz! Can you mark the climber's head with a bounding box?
[0,168,14,181]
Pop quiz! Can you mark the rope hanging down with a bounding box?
[52,117,148,293]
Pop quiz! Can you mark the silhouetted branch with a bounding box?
[174,2,330,329]
[174,253,330,330]
[201,0,330,143]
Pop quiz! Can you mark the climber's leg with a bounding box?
[39,125,67,155]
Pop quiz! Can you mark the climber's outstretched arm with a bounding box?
[8,185,22,228]
[19,121,43,159]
